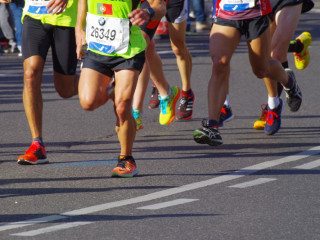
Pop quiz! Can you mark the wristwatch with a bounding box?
[145,7,155,19]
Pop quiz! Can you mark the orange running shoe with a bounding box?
[111,155,138,178]
[17,141,48,165]
[253,104,268,130]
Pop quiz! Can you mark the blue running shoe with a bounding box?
[264,99,282,135]
[218,105,234,127]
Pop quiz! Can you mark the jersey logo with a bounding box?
[97,3,113,15]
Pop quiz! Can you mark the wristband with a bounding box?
[145,7,155,19]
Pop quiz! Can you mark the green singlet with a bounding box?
[85,0,146,58]
[22,0,78,27]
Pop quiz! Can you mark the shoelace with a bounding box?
[116,159,127,168]
[266,110,278,125]
[178,97,187,110]
[160,94,174,114]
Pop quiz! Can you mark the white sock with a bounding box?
[224,94,230,107]
[268,96,280,110]
[159,85,171,100]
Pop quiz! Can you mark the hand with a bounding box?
[128,9,151,26]
[46,0,68,14]
[75,27,86,60]
[0,0,12,3]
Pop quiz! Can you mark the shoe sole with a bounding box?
[17,158,49,165]
[111,169,139,178]
[193,131,223,146]
[148,104,159,109]
[176,114,193,121]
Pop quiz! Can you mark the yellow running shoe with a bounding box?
[159,86,180,125]
[253,104,268,130]
[294,32,312,70]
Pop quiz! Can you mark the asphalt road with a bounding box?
[1,7,320,240]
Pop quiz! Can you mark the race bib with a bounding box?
[86,12,130,55]
[26,0,50,14]
[220,0,255,11]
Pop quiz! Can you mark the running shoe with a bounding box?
[193,119,223,146]
[253,104,268,130]
[294,32,312,70]
[132,108,143,131]
[148,83,160,109]
[264,99,282,135]
[111,155,138,178]
[176,90,195,120]
[17,141,48,165]
[284,68,302,112]
[218,105,234,127]
[159,86,180,125]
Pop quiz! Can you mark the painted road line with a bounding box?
[228,178,277,189]
[293,159,320,169]
[137,199,198,210]
[2,146,320,233]
[11,222,92,237]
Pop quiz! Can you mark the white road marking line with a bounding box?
[0,215,68,232]
[137,198,198,210]
[228,178,277,189]
[293,159,320,169]
[11,222,92,237]
[2,146,319,234]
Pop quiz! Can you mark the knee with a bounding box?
[114,99,131,124]
[79,93,96,111]
[54,75,77,99]
[23,68,41,90]
[171,41,185,57]
[252,65,269,79]
[212,56,229,74]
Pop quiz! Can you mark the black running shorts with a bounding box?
[21,15,78,75]
[213,15,269,41]
[269,0,304,20]
[140,0,187,40]
[82,50,145,77]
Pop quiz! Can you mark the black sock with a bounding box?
[208,120,219,128]
[288,40,303,53]
[33,138,44,146]
[281,61,288,69]
[276,62,288,96]
[284,76,294,89]
[277,82,283,97]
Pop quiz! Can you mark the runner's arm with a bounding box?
[75,0,87,60]
[129,0,166,26]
